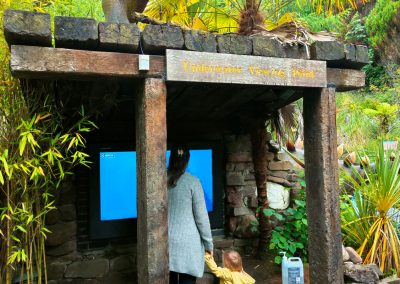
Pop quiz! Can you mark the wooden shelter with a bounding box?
[4,9,368,284]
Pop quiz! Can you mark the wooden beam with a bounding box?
[10,46,365,90]
[10,45,165,79]
[303,85,344,283]
[327,68,365,91]
[135,78,168,283]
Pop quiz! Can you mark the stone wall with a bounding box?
[224,133,300,243]
[45,176,138,284]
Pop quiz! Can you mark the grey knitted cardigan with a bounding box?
[168,172,214,278]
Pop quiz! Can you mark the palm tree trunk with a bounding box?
[251,126,271,257]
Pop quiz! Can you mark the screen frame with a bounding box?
[89,140,224,240]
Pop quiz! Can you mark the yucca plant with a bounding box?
[341,140,400,275]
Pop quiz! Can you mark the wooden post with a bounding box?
[135,78,168,284]
[303,84,344,283]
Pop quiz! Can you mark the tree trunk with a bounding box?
[251,125,271,257]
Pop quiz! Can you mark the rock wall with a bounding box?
[224,133,300,240]
[45,176,138,284]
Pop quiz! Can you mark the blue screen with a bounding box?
[100,149,213,221]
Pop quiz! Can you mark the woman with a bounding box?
[168,145,214,284]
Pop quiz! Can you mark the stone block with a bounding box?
[226,134,252,153]
[98,22,140,52]
[310,40,345,61]
[287,173,299,182]
[234,163,246,171]
[46,222,76,247]
[346,247,363,264]
[59,204,76,222]
[266,152,275,161]
[232,207,254,216]
[184,30,217,52]
[64,258,109,278]
[47,240,76,256]
[227,152,252,162]
[59,179,76,205]
[3,9,51,46]
[142,24,184,54]
[226,188,244,207]
[233,215,259,238]
[46,208,61,225]
[284,43,309,59]
[55,16,98,50]
[343,244,350,262]
[343,262,383,283]
[267,170,288,179]
[47,261,67,280]
[217,34,252,55]
[274,152,286,161]
[228,216,239,232]
[110,255,131,272]
[242,186,257,197]
[267,182,290,210]
[226,173,245,186]
[356,45,369,64]
[267,175,293,187]
[243,172,255,181]
[252,36,285,57]
[213,239,234,249]
[345,44,357,61]
[234,238,252,246]
[226,163,235,171]
[244,196,258,208]
[340,44,369,69]
[268,161,292,171]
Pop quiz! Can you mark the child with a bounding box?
[205,250,255,284]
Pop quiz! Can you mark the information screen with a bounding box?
[100,149,213,221]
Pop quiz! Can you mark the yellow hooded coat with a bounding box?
[205,254,256,284]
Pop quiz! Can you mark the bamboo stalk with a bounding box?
[6,181,11,284]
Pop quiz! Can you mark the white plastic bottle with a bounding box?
[280,252,289,284]
[280,252,304,284]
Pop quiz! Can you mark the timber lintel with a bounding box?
[10,45,365,91]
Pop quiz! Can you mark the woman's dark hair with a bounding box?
[168,145,190,188]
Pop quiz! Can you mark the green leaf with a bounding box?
[17,225,27,233]
[294,200,306,207]
[263,208,275,217]
[0,171,4,185]
[289,244,296,254]
[19,135,27,156]
[274,255,282,264]
[275,213,285,221]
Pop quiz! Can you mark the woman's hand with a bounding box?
[205,250,213,257]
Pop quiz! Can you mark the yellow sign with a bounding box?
[166,50,327,88]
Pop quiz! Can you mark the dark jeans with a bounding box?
[169,271,197,284]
